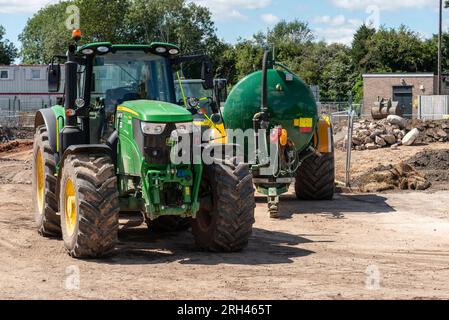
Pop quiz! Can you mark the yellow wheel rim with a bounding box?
[64,179,77,236]
[36,149,44,215]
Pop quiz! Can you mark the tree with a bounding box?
[268,20,314,45]
[233,39,265,80]
[125,0,218,54]
[351,24,376,72]
[319,44,355,101]
[20,1,74,64]
[75,0,130,43]
[368,26,433,73]
[0,25,18,65]
[20,0,220,65]
[20,0,131,64]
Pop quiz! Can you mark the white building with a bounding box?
[0,65,65,112]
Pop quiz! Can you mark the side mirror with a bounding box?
[48,63,61,93]
[210,113,222,124]
[201,61,214,90]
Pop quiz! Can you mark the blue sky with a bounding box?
[0,0,445,62]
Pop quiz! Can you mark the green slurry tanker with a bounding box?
[32,30,255,258]
[223,51,335,218]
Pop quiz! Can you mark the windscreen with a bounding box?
[92,51,174,111]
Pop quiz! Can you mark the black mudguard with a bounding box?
[35,109,58,154]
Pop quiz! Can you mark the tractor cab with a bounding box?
[48,40,218,146]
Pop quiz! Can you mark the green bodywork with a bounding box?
[223,68,318,154]
[51,99,202,220]
[119,100,193,122]
[114,100,202,219]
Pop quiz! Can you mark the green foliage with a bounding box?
[18,1,446,103]
[351,24,376,72]
[125,0,217,54]
[0,25,18,65]
[362,25,433,73]
[19,0,220,64]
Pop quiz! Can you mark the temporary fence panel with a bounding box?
[418,96,449,120]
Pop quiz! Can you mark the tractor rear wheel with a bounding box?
[146,216,191,233]
[295,152,335,200]
[60,153,119,258]
[192,162,255,252]
[32,126,61,237]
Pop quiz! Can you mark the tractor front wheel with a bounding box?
[60,153,119,258]
[32,126,60,237]
[192,162,255,252]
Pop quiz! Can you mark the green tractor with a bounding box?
[32,31,255,258]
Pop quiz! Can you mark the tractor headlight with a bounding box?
[175,122,195,133]
[141,122,166,135]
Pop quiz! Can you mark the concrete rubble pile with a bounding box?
[0,127,34,143]
[344,116,449,151]
[0,127,13,144]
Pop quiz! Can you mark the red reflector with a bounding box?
[65,109,76,117]
[300,127,312,133]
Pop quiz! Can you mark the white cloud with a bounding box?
[261,13,280,25]
[331,0,434,11]
[313,14,364,45]
[314,15,347,26]
[0,0,58,13]
[190,0,271,21]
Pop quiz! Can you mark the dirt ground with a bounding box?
[335,142,449,190]
[1,141,449,300]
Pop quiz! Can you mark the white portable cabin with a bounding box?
[0,65,65,112]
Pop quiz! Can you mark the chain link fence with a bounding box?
[327,105,358,188]
[0,100,52,129]
[0,111,35,128]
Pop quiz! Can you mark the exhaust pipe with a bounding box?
[253,49,271,164]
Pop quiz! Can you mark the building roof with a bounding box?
[0,65,51,68]
[363,73,435,78]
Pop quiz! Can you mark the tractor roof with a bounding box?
[76,42,180,56]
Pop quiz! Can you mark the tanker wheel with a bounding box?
[146,216,191,233]
[32,126,61,237]
[60,153,120,258]
[192,162,255,252]
[295,152,335,201]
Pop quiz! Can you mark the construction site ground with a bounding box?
[1,140,449,300]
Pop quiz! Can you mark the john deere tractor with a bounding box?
[32,31,255,258]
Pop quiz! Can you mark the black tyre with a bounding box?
[60,153,119,258]
[146,216,191,233]
[192,162,255,252]
[32,126,61,237]
[295,152,335,200]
